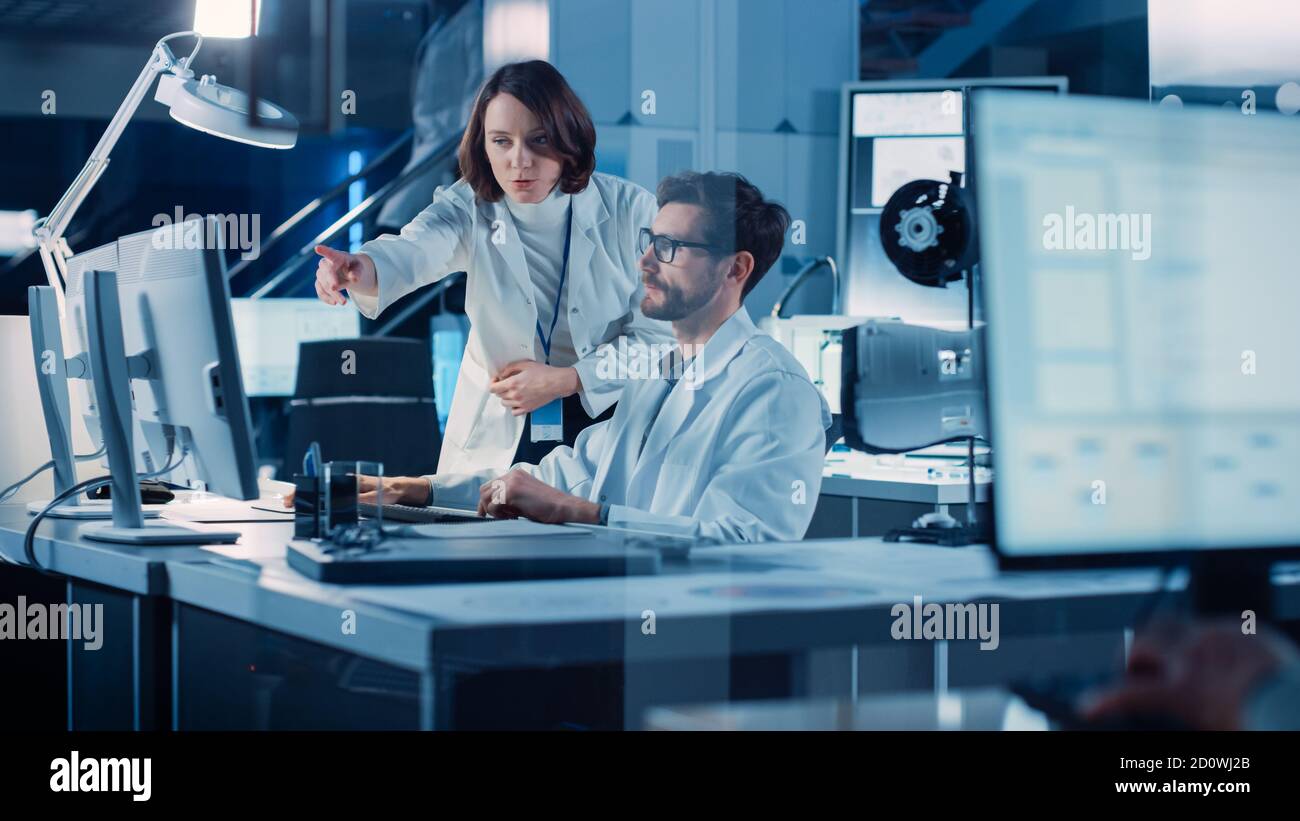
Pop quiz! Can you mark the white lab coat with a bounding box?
[430,307,833,543]
[353,172,674,474]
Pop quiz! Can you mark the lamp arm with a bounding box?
[33,31,202,312]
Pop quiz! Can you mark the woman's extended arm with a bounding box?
[313,181,474,318]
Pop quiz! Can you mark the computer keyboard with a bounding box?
[357,501,482,524]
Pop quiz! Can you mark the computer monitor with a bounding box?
[230,298,361,397]
[1149,0,1300,112]
[58,227,258,491]
[69,216,258,543]
[24,241,171,519]
[113,222,259,497]
[975,91,1300,597]
[836,77,1066,323]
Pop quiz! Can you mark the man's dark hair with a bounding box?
[655,171,790,297]
[459,60,596,202]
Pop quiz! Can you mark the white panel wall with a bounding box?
[551,0,858,318]
[630,0,701,130]
[551,0,631,124]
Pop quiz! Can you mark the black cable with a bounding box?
[23,475,115,575]
[22,449,188,575]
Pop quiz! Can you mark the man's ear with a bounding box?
[728,251,756,291]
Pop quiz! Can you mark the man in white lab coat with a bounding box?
[385,171,831,542]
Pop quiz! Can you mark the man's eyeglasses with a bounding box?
[638,228,729,264]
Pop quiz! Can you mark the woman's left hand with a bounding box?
[489,361,580,415]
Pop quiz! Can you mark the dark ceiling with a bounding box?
[0,0,197,43]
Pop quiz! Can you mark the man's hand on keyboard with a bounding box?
[477,469,601,524]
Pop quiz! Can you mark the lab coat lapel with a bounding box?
[564,184,607,340]
[485,198,534,313]
[626,377,693,495]
[627,308,760,492]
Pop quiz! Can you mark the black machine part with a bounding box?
[879,172,977,288]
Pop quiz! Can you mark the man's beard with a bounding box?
[641,274,717,321]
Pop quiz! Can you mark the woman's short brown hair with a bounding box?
[458,60,596,202]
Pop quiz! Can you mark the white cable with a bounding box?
[0,446,107,505]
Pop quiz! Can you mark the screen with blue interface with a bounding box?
[976,91,1300,557]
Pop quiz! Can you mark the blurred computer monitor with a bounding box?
[230,298,361,397]
[1149,0,1300,112]
[975,91,1300,580]
[836,77,1065,322]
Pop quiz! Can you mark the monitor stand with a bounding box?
[883,436,987,547]
[74,270,238,546]
[26,499,164,519]
[26,286,165,521]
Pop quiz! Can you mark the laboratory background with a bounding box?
[1,0,1298,768]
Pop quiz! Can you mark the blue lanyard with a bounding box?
[534,202,574,364]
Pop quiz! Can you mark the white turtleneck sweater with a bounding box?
[505,185,577,368]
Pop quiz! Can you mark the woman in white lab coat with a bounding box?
[314,60,671,490]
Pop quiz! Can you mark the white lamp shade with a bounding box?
[154,73,297,149]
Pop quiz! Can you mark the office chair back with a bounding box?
[285,338,442,477]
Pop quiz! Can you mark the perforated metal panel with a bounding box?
[64,239,117,298]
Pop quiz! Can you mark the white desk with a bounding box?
[10,504,1299,730]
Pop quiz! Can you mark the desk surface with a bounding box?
[7,504,1300,675]
[165,534,1192,672]
[644,688,1047,731]
[0,504,230,595]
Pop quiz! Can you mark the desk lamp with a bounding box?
[32,26,298,318]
